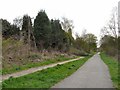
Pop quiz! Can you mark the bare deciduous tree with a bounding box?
[81,29,87,38]
[100,26,110,38]
[13,16,23,30]
[108,7,118,38]
[61,17,74,32]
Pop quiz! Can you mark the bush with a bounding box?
[69,47,87,56]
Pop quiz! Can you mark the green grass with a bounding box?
[100,52,119,89]
[2,55,77,75]
[2,55,91,88]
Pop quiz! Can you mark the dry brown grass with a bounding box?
[2,38,76,70]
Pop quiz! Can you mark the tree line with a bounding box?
[100,7,119,61]
[1,10,97,55]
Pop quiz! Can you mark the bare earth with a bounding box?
[1,57,84,81]
[52,53,114,88]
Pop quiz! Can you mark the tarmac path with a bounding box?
[52,53,114,88]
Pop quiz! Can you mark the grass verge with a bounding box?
[2,55,92,88]
[2,55,77,75]
[100,52,119,89]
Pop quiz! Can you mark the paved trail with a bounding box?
[2,57,84,81]
[52,53,114,88]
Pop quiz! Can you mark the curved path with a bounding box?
[1,57,84,81]
[52,53,114,88]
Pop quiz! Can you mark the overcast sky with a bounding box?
[0,0,119,42]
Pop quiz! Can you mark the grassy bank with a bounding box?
[2,55,91,88]
[3,55,77,75]
[100,53,119,89]
[3,38,79,75]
